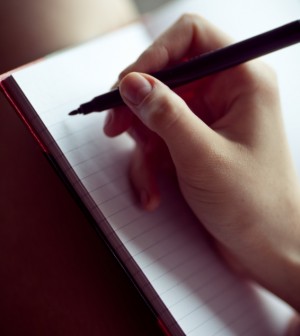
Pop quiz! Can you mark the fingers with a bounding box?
[129,146,160,211]
[104,14,233,138]
[119,14,233,78]
[104,14,234,211]
[119,72,215,167]
[103,106,132,137]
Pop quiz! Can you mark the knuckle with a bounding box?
[247,62,280,104]
[247,62,278,90]
[178,13,202,24]
[177,13,206,33]
[146,42,170,71]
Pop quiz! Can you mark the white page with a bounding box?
[11,19,294,335]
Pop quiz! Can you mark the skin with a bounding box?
[104,14,300,321]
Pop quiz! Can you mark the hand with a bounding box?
[104,14,300,313]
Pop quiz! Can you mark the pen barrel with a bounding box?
[76,20,300,114]
[154,20,300,88]
[80,88,122,113]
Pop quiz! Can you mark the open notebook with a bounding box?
[1,2,299,334]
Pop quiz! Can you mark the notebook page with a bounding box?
[11,22,293,336]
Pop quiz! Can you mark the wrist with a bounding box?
[245,186,300,312]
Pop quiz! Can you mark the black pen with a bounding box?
[69,19,300,116]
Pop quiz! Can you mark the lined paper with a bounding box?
[11,21,293,336]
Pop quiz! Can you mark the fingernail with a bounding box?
[140,189,160,211]
[120,73,153,106]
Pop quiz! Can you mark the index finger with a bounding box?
[119,14,233,78]
[104,14,233,138]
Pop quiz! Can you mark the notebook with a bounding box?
[1,1,299,334]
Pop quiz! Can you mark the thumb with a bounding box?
[119,72,214,164]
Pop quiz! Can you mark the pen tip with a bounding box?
[68,109,78,116]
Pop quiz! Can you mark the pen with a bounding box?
[69,19,300,116]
